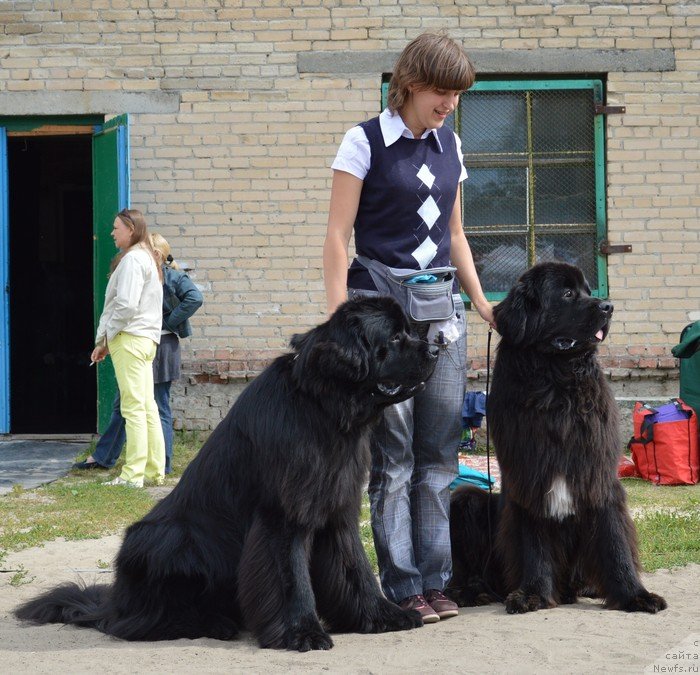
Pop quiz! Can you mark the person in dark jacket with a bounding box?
[75,233,203,475]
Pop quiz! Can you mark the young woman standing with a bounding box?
[323,33,494,623]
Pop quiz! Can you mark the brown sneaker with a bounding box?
[399,594,440,624]
[425,589,459,619]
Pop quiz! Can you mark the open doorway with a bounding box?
[8,135,95,433]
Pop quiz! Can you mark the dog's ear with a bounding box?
[314,341,370,382]
[289,328,313,354]
[289,326,319,383]
[494,278,540,345]
[291,327,370,383]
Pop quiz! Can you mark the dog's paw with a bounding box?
[444,585,468,607]
[204,621,239,640]
[577,585,599,599]
[473,592,495,606]
[558,590,578,605]
[505,589,550,614]
[446,581,495,607]
[284,624,334,652]
[614,591,667,614]
[362,599,423,632]
[261,617,333,651]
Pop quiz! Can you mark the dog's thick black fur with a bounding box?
[15,296,438,650]
[448,262,666,615]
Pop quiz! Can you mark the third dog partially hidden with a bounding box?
[449,262,666,615]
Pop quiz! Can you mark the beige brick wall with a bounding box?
[1,1,697,428]
[602,1,699,390]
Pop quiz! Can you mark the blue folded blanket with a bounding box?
[449,463,495,491]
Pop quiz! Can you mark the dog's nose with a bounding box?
[599,300,614,315]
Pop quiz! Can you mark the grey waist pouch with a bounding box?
[355,255,457,322]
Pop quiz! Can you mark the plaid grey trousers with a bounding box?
[368,305,467,604]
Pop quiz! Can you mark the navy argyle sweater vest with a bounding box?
[348,115,462,291]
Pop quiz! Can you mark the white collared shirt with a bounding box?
[332,108,468,182]
[95,246,163,346]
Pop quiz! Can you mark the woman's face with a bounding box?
[401,86,461,138]
[111,216,133,250]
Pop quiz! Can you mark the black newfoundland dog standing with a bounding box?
[16,296,438,650]
[449,262,666,615]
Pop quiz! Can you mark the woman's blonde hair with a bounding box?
[109,208,163,280]
[387,32,476,113]
[150,232,180,270]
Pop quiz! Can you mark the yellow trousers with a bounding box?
[108,332,165,484]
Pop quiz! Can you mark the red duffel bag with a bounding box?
[617,455,640,479]
[628,399,700,485]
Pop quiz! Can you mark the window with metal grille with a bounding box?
[380,78,607,299]
[459,80,607,299]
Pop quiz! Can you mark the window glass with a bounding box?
[532,90,594,153]
[460,81,604,297]
[535,165,596,225]
[461,92,526,155]
[463,167,526,228]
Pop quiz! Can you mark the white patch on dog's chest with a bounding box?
[546,475,575,520]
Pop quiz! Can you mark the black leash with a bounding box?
[482,326,504,602]
[485,327,493,496]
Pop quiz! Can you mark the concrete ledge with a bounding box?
[298,48,676,75]
[0,91,181,116]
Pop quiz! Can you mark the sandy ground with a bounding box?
[0,535,698,674]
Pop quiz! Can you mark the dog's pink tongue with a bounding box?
[596,329,605,341]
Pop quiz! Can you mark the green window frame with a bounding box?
[459,79,607,299]
[380,78,608,300]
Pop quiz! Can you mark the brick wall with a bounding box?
[1,1,697,429]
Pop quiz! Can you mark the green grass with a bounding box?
[0,431,206,555]
[1,432,698,577]
[360,499,377,572]
[634,511,700,571]
[621,478,700,571]
[621,478,700,510]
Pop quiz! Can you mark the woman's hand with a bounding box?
[91,345,109,364]
[478,302,496,330]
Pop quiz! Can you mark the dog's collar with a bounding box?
[551,337,577,351]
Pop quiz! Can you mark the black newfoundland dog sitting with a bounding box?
[449,262,666,615]
[16,296,438,650]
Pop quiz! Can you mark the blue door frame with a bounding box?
[0,128,9,432]
[0,115,128,434]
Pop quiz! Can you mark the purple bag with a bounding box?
[648,401,692,424]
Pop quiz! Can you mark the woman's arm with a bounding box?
[448,190,495,326]
[107,253,147,336]
[94,307,110,348]
[323,170,363,315]
[163,270,204,332]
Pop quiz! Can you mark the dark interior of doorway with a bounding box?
[8,135,95,433]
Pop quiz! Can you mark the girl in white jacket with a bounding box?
[91,209,165,487]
